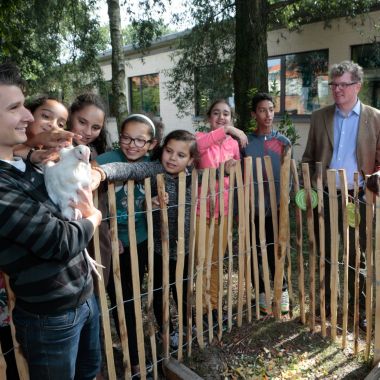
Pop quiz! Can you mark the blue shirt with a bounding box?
[329,100,362,189]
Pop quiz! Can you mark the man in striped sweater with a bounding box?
[0,62,102,379]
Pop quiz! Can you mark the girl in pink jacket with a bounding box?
[196,99,247,328]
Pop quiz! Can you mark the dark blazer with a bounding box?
[302,102,380,186]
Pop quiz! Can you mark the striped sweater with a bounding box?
[0,160,94,314]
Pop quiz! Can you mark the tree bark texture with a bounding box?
[107,0,129,126]
[234,0,269,132]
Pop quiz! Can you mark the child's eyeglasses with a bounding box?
[119,135,151,148]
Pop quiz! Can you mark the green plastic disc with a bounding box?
[346,202,360,228]
[295,189,318,211]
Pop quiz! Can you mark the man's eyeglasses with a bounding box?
[329,82,358,90]
[119,135,151,148]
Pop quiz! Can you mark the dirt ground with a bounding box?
[182,314,372,379]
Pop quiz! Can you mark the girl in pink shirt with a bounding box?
[195,99,247,327]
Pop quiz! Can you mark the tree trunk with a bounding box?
[107,0,128,126]
[234,0,269,132]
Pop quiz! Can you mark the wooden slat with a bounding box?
[256,158,272,315]
[353,173,360,355]
[316,162,326,335]
[186,169,198,355]
[217,163,225,340]
[291,160,305,324]
[4,275,29,380]
[338,169,349,348]
[374,183,380,365]
[195,169,209,348]
[93,190,116,379]
[144,178,158,379]
[127,180,146,377]
[227,166,236,331]
[302,163,316,331]
[327,170,339,341]
[107,182,131,378]
[273,148,291,318]
[250,164,260,320]
[264,155,279,260]
[205,168,216,343]
[157,174,170,362]
[244,158,252,322]
[0,339,6,380]
[365,181,374,360]
[176,172,186,360]
[235,163,245,327]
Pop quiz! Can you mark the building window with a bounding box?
[352,43,380,109]
[194,63,234,117]
[268,49,329,115]
[129,74,160,116]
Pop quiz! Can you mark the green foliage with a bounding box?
[166,0,379,120]
[0,0,107,100]
[277,111,300,146]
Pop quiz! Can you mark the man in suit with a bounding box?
[302,60,380,329]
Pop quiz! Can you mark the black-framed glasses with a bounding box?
[328,82,358,90]
[119,135,152,148]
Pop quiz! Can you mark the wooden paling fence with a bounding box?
[1,151,380,379]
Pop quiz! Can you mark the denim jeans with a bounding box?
[13,294,101,380]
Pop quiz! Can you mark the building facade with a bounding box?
[99,11,380,160]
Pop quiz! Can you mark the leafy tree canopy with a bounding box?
[0,0,108,101]
[165,0,379,127]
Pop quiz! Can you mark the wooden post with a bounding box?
[0,340,6,380]
[373,182,380,365]
[338,169,349,348]
[176,172,186,360]
[157,174,170,363]
[195,169,209,348]
[256,158,272,315]
[327,170,339,341]
[186,169,198,355]
[144,178,158,379]
[235,163,245,327]
[264,156,279,272]
[227,167,235,331]
[353,173,360,355]
[244,158,252,323]
[302,163,316,331]
[217,163,225,340]
[93,190,116,379]
[127,181,146,377]
[365,181,374,360]
[291,160,305,324]
[205,168,216,343]
[274,148,291,319]
[316,162,326,335]
[250,161,260,320]
[4,275,29,380]
[107,182,131,377]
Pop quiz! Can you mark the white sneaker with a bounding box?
[281,290,289,314]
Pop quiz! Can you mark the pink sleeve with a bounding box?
[196,128,226,152]
[232,139,240,160]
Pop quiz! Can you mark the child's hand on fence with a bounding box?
[224,159,237,175]
[152,192,169,209]
[366,171,380,196]
[118,239,124,254]
[225,125,248,148]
